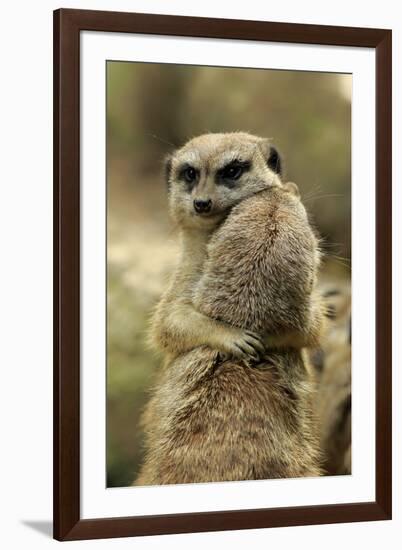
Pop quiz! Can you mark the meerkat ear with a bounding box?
[267,146,282,176]
[164,154,173,189]
[283,181,300,198]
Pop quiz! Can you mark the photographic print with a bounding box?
[54,9,391,539]
[106,61,352,488]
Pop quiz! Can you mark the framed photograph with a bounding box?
[53,8,392,541]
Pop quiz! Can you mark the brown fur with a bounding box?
[136,349,319,484]
[194,187,324,345]
[135,133,324,485]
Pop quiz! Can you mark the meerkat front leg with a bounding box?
[151,298,265,361]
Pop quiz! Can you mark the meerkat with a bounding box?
[313,285,351,475]
[135,132,324,485]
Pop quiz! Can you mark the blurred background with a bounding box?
[106,61,352,487]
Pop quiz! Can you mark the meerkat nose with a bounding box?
[193,199,212,214]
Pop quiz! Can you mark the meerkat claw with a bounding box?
[244,332,265,354]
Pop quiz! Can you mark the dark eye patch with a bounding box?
[216,160,251,186]
[178,163,199,190]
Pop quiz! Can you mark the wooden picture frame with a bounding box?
[53,8,392,541]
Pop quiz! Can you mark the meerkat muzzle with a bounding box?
[193,198,212,214]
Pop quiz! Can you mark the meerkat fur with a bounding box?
[135,132,324,485]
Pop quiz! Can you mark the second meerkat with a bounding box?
[136,132,325,485]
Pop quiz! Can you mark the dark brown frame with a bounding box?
[54,8,392,541]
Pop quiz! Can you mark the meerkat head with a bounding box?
[165,132,284,230]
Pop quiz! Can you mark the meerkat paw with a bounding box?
[222,329,265,361]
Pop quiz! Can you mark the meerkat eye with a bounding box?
[223,165,242,179]
[219,161,250,182]
[183,166,197,183]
